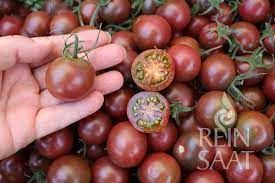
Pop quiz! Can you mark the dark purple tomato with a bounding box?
[142,0,157,14]
[127,91,170,133]
[168,44,201,82]
[36,127,74,159]
[200,53,236,90]
[0,154,26,183]
[21,11,51,37]
[199,22,226,49]
[111,31,137,51]
[185,15,209,38]
[265,104,275,132]
[91,156,129,183]
[80,0,98,25]
[238,0,271,23]
[50,10,79,35]
[241,86,266,111]
[210,3,233,25]
[163,82,194,118]
[133,15,172,50]
[0,0,15,15]
[186,169,225,183]
[16,5,31,18]
[263,72,275,102]
[47,155,91,183]
[43,0,70,16]
[263,24,275,54]
[261,155,275,183]
[0,15,22,36]
[46,57,96,101]
[179,113,201,134]
[131,49,175,91]
[87,144,106,161]
[212,139,233,171]
[148,122,178,152]
[170,36,200,52]
[99,0,131,24]
[78,111,112,145]
[173,131,215,171]
[156,0,191,32]
[28,150,51,172]
[195,91,237,130]
[234,111,274,152]
[231,21,260,52]
[114,49,137,82]
[226,154,263,183]
[138,152,181,183]
[104,87,134,121]
[107,122,147,168]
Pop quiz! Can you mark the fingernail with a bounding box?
[105,31,112,43]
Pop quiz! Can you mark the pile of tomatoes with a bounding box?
[1,0,275,182]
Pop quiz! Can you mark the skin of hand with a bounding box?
[0,30,125,160]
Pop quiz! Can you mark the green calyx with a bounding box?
[27,170,46,183]
[262,141,275,155]
[170,102,194,125]
[19,0,44,11]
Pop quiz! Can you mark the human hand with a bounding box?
[0,30,125,160]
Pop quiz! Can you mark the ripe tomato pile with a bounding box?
[1,0,275,182]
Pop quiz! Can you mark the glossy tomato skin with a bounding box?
[46,57,95,101]
[168,44,201,82]
[156,0,191,32]
[173,131,215,171]
[231,21,260,52]
[91,156,129,183]
[265,104,275,132]
[241,86,266,111]
[43,0,70,16]
[127,92,170,133]
[263,72,275,102]
[148,122,178,152]
[199,23,226,49]
[179,113,201,134]
[210,3,233,25]
[28,150,51,172]
[107,122,147,168]
[226,154,263,183]
[111,31,137,51]
[142,0,157,14]
[99,0,131,24]
[114,49,137,82]
[36,127,74,159]
[80,0,98,25]
[47,155,91,183]
[50,10,79,35]
[87,144,106,161]
[200,53,236,90]
[234,111,274,152]
[212,139,233,171]
[238,0,271,23]
[170,36,200,52]
[186,169,225,183]
[195,91,237,130]
[138,152,181,183]
[263,24,275,54]
[21,11,51,37]
[78,111,112,145]
[133,15,172,50]
[131,49,175,91]
[163,82,195,118]
[0,154,26,183]
[261,155,275,183]
[0,15,22,36]
[104,87,134,121]
[185,15,209,38]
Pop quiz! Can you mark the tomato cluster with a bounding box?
[1,0,275,182]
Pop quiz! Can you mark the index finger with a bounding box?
[0,30,111,71]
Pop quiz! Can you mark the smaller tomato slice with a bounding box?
[127,91,170,133]
[131,49,175,91]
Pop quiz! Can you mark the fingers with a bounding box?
[34,44,126,90]
[0,30,111,71]
[35,91,104,139]
[40,71,123,107]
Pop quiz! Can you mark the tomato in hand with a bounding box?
[47,155,91,183]
[138,152,181,183]
[186,169,225,183]
[131,49,175,91]
[107,122,147,168]
[46,57,95,101]
[133,15,172,50]
[127,91,170,133]
[0,15,22,36]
